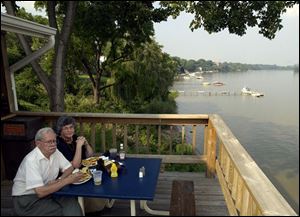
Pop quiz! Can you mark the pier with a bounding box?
[173,90,238,96]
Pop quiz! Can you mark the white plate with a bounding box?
[100,156,108,160]
[73,174,92,185]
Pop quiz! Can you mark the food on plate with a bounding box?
[72,166,92,184]
[82,156,100,167]
[81,166,89,174]
[78,172,91,182]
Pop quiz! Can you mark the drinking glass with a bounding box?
[109,148,117,159]
[92,170,102,185]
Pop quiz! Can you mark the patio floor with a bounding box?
[1,171,229,216]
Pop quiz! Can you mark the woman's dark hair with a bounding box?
[56,116,76,136]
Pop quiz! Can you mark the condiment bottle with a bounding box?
[111,163,118,178]
[119,143,126,160]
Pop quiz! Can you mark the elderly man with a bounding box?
[12,127,83,216]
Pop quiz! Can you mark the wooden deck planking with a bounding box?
[1,172,229,216]
[91,171,229,216]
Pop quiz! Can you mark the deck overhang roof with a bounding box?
[1,13,57,111]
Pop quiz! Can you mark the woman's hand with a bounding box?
[76,136,86,147]
[75,136,94,159]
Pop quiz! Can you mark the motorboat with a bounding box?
[241,86,264,97]
[241,86,252,95]
[251,91,264,97]
[183,75,191,80]
[202,82,211,86]
[212,81,225,86]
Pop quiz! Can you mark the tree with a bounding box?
[159,1,298,39]
[113,41,177,113]
[3,1,77,112]
[3,1,298,111]
[70,1,171,104]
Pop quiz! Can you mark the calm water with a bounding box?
[172,70,299,213]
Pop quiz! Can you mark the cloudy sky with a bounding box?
[2,2,299,66]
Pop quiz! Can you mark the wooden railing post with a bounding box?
[101,124,106,152]
[169,126,173,154]
[181,126,185,145]
[124,124,128,152]
[192,125,196,154]
[206,119,217,178]
[203,125,208,155]
[135,125,139,153]
[158,125,161,154]
[90,123,96,150]
[146,126,150,153]
[112,124,116,148]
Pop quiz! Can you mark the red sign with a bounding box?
[3,124,25,136]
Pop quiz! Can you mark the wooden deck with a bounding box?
[89,171,229,216]
[1,171,228,216]
[1,113,297,215]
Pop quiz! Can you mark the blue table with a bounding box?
[54,157,169,216]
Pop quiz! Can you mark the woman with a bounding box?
[56,116,93,169]
[55,116,108,213]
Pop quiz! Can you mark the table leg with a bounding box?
[140,200,144,209]
[140,200,169,216]
[105,199,115,208]
[78,196,85,216]
[130,200,136,216]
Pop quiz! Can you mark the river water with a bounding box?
[172,70,299,213]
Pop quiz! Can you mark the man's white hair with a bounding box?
[35,127,55,141]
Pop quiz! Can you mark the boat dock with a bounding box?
[173,90,237,96]
[172,90,264,97]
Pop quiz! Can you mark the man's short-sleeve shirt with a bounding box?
[12,147,71,196]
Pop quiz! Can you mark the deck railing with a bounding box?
[209,114,296,216]
[6,111,297,215]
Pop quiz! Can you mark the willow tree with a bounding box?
[69,1,170,104]
[113,41,178,113]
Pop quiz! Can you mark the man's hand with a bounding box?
[66,171,84,184]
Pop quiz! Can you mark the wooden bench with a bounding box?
[169,180,196,216]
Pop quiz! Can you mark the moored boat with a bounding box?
[212,81,225,86]
[251,91,264,97]
[241,86,252,95]
[241,86,264,97]
[202,82,211,86]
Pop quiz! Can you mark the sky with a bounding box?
[1,2,299,66]
[154,5,299,66]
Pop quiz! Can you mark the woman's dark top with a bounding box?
[56,135,87,162]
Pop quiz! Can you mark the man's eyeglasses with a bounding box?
[41,140,57,145]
